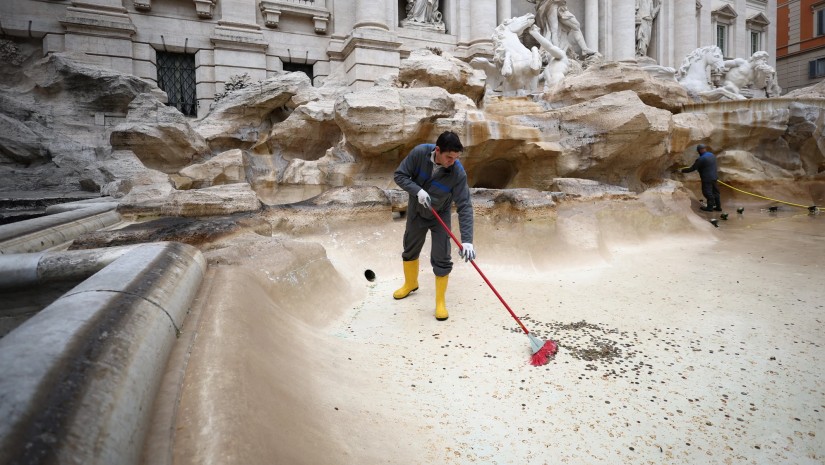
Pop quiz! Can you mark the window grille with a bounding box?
[156,51,197,117]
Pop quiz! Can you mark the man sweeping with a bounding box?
[392,131,475,321]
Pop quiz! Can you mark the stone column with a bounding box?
[611,0,635,61]
[210,0,268,92]
[497,0,511,25]
[354,0,389,30]
[460,0,496,59]
[734,0,748,59]
[672,0,698,69]
[335,0,400,88]
[584,0,599,54]
[766,0,777,68]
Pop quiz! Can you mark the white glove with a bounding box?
[459,243,476,262]
[416,189,431,209]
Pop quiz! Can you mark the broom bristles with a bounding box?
[530,339,558,366]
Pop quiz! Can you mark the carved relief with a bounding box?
[259,0,331,34]
[194,0,216,19]
[401,0,445,32]
[134,0,151,11]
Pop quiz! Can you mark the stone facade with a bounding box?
[0,0,776,117]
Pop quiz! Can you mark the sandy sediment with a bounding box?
[156,191,824,465]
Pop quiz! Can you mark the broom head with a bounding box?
[527,333,558,366]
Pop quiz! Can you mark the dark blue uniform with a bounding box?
[394,143,474,276]
[683,150,721,210]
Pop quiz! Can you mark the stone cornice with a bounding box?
[332,28,401,60]
[210,22,268,52]
[60,5,136,39]
[747,12,770,29]
[259,0,331,33]
[712,4,738,23]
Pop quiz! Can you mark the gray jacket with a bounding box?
[394,143,474,244]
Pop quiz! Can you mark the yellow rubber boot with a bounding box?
[435,275,449,321]
[393,259,419,300]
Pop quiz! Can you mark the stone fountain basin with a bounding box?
[157,188,823,465]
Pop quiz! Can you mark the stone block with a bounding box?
[343,46,400,71]
[195,49,214,67]
[266,54,284,73]
[43,34,65,55]
[131,42,155,62]
[64,35,134,59]
[214,48,266,72]
[132,60,157,82]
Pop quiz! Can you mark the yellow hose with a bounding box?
[677,166,817,211]
[716,180,813,210]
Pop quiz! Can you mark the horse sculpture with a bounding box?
[471,13,543,96]
[676,45,726,95]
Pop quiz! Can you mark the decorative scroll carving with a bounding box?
[259,0,331,34]
[134,0,151,11]
[194,0,216,19]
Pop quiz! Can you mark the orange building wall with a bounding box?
[777,0,825,92]
[777,4,790,56]
[799,0,825,51]
[799,0,825,52]
[778,0,825,56]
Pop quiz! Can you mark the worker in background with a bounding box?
[682,143,721,212]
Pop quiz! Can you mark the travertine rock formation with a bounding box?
[2,48,824,217]
[195,72,310,152]
[110,93,210,172]
[119,183,262,217]
[547,61,689,113]
[398,48,486,104]
[179,149,246,189]
[333,86,456,155]
[0,52,165,193]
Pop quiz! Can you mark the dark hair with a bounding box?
[696,144,707,152]
[435,131,464,153]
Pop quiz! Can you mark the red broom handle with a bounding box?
[429,206,531,335]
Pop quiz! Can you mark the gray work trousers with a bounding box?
[401,208,453,277]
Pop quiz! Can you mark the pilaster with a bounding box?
[334,0,399,88]
[59,1,136,74]
[206,0,267,92]
[765,0,776,68]
[339,29,401,88]
[611,0,635,61]
[673,0,698,69]
[585,0,599,54]
[734,0,747,59]
[354,0,389,30]
[456,0,495,60]
[496,0,511,25]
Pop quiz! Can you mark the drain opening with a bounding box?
[364,269,376,282]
